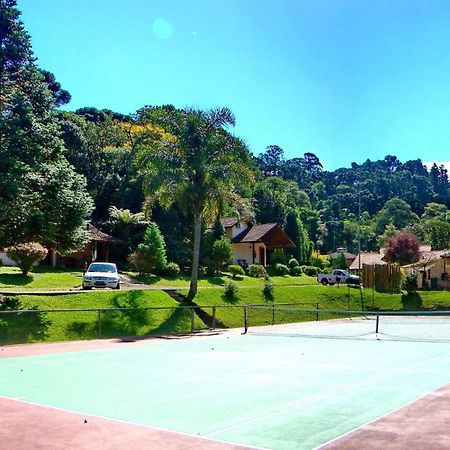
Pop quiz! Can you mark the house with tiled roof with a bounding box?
[349,252,387,271]
[220,217,295,267]
[351,245,450,290]
[402,249,450,290]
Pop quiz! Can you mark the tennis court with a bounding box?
[1,309,450,449]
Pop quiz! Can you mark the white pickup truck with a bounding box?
[317,269,361,286]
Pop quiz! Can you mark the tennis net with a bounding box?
[244,306,450,342]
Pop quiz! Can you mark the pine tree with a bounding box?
[284,212,310,264]
[0,0,93,251]
[138,223,167,272]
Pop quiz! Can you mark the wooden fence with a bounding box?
[362,263,401,293]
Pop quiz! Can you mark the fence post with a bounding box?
[98,309,102,338]
[244,305,248,334]
[190,306,195,332]
[316,303,319,321]
[212,306,216,329]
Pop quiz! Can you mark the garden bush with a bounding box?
[5,242,48,275]
[290,266,302,276]
[275,263,289,275]
[228,264,245,279]
[270,249,286,265]
[248,264,268,279]
[301,265,320,277]
[288,258,299,268]
[162,262,180,277]
[310,253,330,270]
[401,273,418,293]
[129,251,153,274]
[223,280,238,301]
[262,279,275,301]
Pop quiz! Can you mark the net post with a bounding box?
[98,309,102,338]
[212,306,216,329]
[316,303,319,321]
[191,306,195,332]
[272,303,275,325]
[244,305,248,334]
[375,312,379,334]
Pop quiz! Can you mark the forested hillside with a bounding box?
[56,106,450,262]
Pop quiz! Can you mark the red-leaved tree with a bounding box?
[384,232,420,266]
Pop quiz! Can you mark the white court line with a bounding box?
[205,349,450,437]
[314,379,450,449]
[0,395,267,450]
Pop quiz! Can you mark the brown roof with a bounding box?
[232,223,295,248]
[329,251,357,260]
[405,249,450,266]
[88,224,124,244]
[220,217,239,228]
[349,252,386,270]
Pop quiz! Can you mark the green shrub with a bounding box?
[228,264,245,279]
[162,262,180,277]
[262,279,275,301]
[248,264,268,279]
[5,242,48,275]
[135,223,167,273]
[310,253,330,270]
[288,258,299,268]
[401,273,418,293]
[223,280,238,301]
[290,266,302,276]
[270,249,286,265]
[275,263,289,275]
[211,237,233,272]
[301,265,320,277]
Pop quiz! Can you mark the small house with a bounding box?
[220,218,295,267]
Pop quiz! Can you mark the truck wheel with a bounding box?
[321,279,328,286]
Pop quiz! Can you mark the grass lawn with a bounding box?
[0,266,318,291]
[188,285,450,328]
[0,266,83,290]
[127,271,319,288]
[2,283,450,345]
[0,290,204,345]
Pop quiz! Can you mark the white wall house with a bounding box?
[0,250,16,266]
[220,218,295,267]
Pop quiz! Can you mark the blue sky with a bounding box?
[18,0,450,170]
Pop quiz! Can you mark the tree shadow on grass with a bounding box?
[205,276,226,286]
[0,296,50,344]
[222,293,240,305]
[66,321,98,339]
[0,273,33,287]
[401,292,423,310]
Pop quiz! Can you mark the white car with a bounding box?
[82,262,120,290]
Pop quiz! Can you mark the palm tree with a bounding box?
[108,206,146,244]
[136,107,254,300]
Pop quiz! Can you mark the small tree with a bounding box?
[270,249,286,265]
[6,243,48,275]
[384,232,420,266]
[135,223,167,273]
[211,238,233,273]
[332,252,348,269]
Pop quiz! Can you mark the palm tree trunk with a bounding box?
[187,212,202,301]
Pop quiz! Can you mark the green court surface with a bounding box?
[1,322,450,449]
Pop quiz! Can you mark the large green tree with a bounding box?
[0,1,93,251]
[136,107,254,300]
